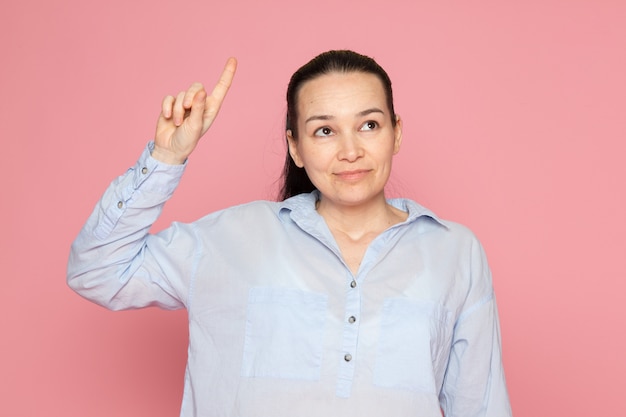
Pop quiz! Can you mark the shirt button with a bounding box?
[117,201,123,209]
[344,353,353,362]
[141,167,148,174]
[348,316,356,324]
[350,280,357,288]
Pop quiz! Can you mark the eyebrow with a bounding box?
[304,107,385,124]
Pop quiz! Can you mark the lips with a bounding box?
[334,169,371,181]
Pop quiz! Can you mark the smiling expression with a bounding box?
[287,71,402,210]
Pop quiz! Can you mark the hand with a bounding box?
[152,57,237,164]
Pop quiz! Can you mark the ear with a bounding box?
[393,115,403,154]
[286,130,304,168]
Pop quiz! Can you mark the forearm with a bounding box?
[67,142,187,310]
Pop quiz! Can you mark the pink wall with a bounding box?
[2,0,625,415]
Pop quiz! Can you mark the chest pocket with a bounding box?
[373,298,453,393]
[241,287,328,380]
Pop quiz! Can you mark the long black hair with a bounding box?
[279,50,397,200]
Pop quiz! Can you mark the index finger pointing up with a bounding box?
[210,57,237,104]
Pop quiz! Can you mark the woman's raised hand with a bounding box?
[152,57,237,164]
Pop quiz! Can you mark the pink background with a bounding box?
[2,0,625,415]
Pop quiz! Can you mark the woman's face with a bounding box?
[287,71,402,210]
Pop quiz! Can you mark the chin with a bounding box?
[324,189,385,208]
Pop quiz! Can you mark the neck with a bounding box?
[316,194,406,241]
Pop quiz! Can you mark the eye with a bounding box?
[360,121,379,131]
[314,126,334,137]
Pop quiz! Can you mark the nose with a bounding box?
[337,133,364,162]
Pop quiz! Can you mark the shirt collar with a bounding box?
[278,191,448,230]
[386,197,448,229]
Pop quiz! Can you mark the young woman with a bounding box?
[68,50,511,417]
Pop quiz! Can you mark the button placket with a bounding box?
[336,274,361,398]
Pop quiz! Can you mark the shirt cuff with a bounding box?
[132,141,187,196]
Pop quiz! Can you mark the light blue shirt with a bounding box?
[68,143,512,417]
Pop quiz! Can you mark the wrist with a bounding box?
[150,146,187,165]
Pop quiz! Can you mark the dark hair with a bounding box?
[279,50,397,200]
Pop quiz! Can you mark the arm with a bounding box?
[439,239,513,417]
[67,58,237,310]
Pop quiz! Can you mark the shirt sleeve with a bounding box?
[67,142,196,311]
[439,238,513,417]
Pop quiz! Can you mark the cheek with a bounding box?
[376,142,397,162]
[299,144,329,168]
